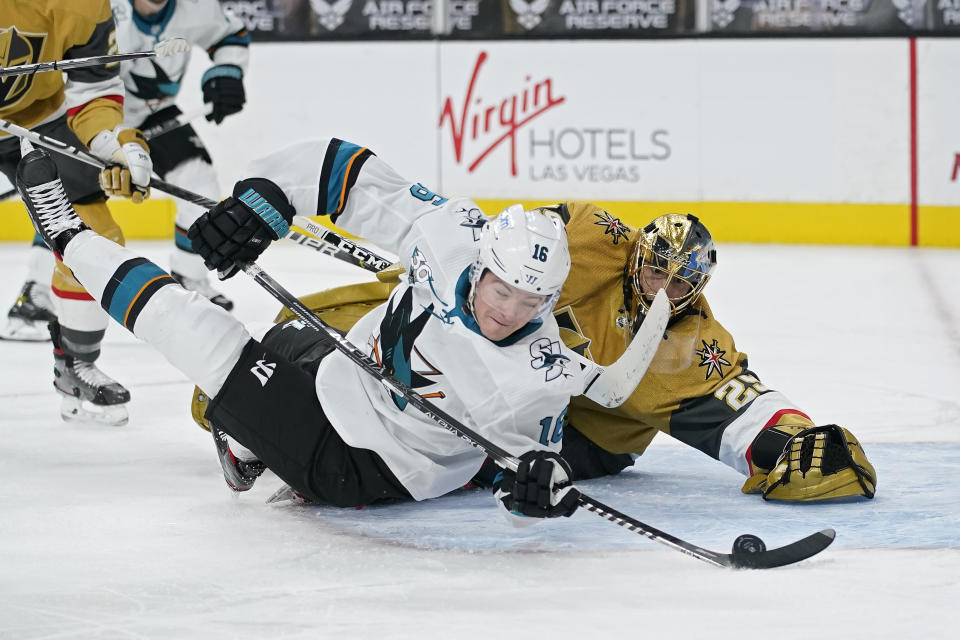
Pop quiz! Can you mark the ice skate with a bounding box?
[0,281,56,342]
[170,271,234,311]
[53,349,131,426]
[47,319,130,426]
[16,146,90,256]
[211,425,265,491]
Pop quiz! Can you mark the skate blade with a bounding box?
[60,395,129,426]
[0,318,51,342]
[266,484,300,504]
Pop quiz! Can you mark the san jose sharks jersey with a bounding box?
[245,138,599,500]
[551,201,812,476]
[1,0,124,144]
[109,0,249,126]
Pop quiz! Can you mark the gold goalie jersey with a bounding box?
[1,0,124,145]
[550,201,875,501]
[551,202,792,463]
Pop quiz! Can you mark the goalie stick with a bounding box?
[0,38,189,78]
[238,259,835,569]
[0,116,392,274]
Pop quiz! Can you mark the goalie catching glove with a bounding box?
[741,423,877,502]
[89,126,152,203]
[188,177,295,278]
[493,451,581,521]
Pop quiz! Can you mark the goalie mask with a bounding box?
[469,204,571,321]
[627,213,717,324]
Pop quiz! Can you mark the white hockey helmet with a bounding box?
[469,204,571,320]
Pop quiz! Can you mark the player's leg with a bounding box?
[20,146,410,506]
[206,320,413,506]
[32,117,136,424]
[0,237,56,341]
[0,138,56,342]
[145,112,233,310]
[18,144,249,419]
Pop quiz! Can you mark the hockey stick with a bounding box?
[0,38,189,78]
[142,106,214,140]
[0,116,393,273]
[239,260,835,569]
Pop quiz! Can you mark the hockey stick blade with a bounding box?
[724,528,836,569]
[582,495,835,569]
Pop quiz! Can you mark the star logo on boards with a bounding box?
[593,212,631,245]
[696,339,731,380]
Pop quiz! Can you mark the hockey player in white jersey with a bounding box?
[16,137,665,520]
[109,0,250,310]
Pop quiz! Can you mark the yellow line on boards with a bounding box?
[1,198,957,247]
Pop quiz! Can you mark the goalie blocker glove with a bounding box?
[188,177,295,278]
[493,451,581,521]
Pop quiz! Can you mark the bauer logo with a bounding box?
[250,359,277,387]
[439,51,566,177]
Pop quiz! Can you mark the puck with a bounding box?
[732,534,767,554]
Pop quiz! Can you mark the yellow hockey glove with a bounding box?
[89,127,152,202]
[191,386,212,433]
[742,424,876,502]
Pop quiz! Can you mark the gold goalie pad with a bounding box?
[190,274,401,433]
[741,424,877,502]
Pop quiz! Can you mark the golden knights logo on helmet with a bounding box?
[0,27,45,108]
[627,213,717,325]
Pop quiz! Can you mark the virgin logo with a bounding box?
[439,51,566,176]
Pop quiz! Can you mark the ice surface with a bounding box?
[1,240,958,639]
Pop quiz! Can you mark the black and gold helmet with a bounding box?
[627,213,717,323]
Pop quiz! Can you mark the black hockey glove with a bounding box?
[188,177,294,279]
[493,451,581,518]
[201,65,246,124]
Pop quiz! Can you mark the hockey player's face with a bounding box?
[639,266,692,305]
[133,0,169,16]
[473,272,545,341]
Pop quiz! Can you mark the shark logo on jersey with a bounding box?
[375,287,441,410]
[696,338,731,380]
[0,27,45,107]
[408,247,449,310]
[128,60,181,102]
[593,212,631,245]
[530,337,572,382]
[309,0,353,31]
[458,207,487,241]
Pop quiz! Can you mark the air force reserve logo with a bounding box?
[510,0,550,30]
[0,27,45,108]
[309,0,353,31]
